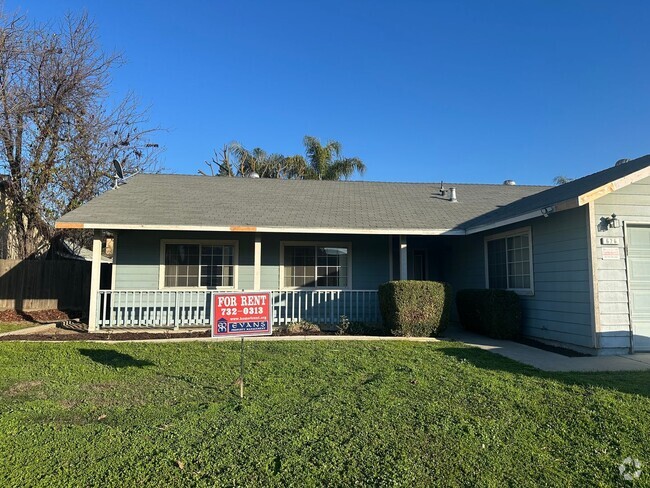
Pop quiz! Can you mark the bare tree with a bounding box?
[0,12,161,258]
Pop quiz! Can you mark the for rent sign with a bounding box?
[212,292,272,337]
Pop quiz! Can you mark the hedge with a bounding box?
[456,289,522,339]
[378,280,452,337]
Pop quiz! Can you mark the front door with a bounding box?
[627,225,650,351]
[413,250,427,281]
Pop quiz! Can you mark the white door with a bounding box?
[627,225,650,351]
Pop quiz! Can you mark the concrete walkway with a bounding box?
[444,328,650,372]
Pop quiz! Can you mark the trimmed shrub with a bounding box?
[456,289,522,339]
[378,280,452,337]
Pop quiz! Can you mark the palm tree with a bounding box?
[553,175,574,185]
[200,137,365,180]
[301,136,365,180]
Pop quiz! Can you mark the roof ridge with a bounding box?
[135,173,552,187]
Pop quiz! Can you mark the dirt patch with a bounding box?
[5,380,43,396]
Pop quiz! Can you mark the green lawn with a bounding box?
[0,340,648,487]
[0,322,38,334]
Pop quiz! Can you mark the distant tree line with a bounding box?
[200,136,366,181]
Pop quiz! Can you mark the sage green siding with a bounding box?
[114,231,390,291]
[594,174,650,353]
[447,206,594,351]
[114,231,255,290]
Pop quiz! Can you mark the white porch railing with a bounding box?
[96,289,381,329]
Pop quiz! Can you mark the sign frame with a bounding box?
[211,291,272,338]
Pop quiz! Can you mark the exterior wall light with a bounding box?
[604,213,620,229]
[540,206,554,218]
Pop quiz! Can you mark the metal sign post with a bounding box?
[239,337,244,398]
[211,292,272,399]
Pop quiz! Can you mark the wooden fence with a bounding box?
[0,259,109,311]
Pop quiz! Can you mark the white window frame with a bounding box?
[484,226,534,296]
[280,241,352,290]
[159,239,239,290]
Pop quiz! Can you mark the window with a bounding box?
[162,241,236,288]
[485,229,533,293]
[282,243,350,288]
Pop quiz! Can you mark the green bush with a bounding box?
[456,289,522,339]
[378,281,452,337]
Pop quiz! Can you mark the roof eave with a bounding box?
[577,164,650,205]
[55,221,466,236]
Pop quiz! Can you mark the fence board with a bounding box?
[0,259,109,311]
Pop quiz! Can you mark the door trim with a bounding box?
[623,220,650,353]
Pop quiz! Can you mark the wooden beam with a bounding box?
[230,226,257,232]
[54,222,84,229]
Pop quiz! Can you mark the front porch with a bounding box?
[86,230,458,331]
[96,289,381,329]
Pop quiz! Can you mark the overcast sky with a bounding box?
[7,0,650,184]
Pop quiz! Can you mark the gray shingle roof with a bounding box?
[56,154,650,234]
[56,175,549,234]
[463,154,650,231]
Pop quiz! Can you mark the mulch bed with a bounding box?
[0,329,214,342]
[0,309,82,324]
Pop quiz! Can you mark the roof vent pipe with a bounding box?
[449,187,457,202]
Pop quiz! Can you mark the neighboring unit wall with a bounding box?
[449,206,595,352]
[114,231,390,291]
[593,175,650,353]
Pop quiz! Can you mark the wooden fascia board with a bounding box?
[54,221,466,236]
[54,222,84,229]
[577,165,650,205]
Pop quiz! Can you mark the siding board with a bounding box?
[591,178,650,352]
[114,231,391,292]
[448,206,594,350]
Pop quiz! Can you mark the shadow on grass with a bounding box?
[78,348,155,368]
[439,344,650,398]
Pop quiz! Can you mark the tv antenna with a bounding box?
[112,159,139,189]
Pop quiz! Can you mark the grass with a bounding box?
[0,340,649,487]
[0,322,38,334]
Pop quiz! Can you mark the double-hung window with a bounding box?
[162,241,236,288]
[282,243,350,288]
[485,228,533,294]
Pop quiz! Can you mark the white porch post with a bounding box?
[88,229,102,332]
[399,235,408,280]
[253,233,262,290]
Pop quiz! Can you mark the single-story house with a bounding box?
[56,155,650,355]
